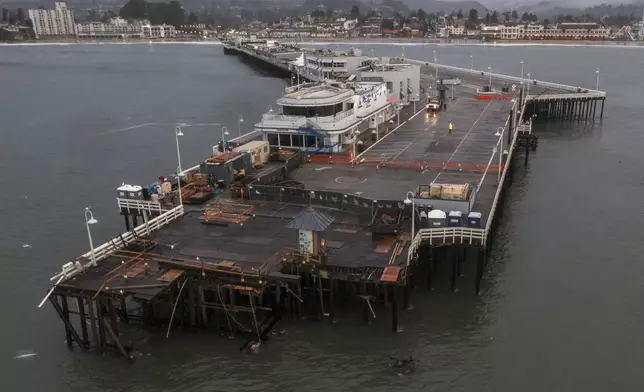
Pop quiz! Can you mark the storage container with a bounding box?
[117,184,129,199]
[427,209,447,228]
[448,210,463,227]
[233,140,270,165]
[440,184,469,201]
[128,185,143,200]
[467,212,482,228]
[429,183,442,198]
[161,181,172,196]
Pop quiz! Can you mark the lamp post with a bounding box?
[470,55,474,70]
[520,60,524,82]
[434,57,438,79]
[84,207,98,267]
[175,125,184,173]
[487,66,492,88]
[375,113,383,140]
[403,191,415,238]
[221,126,230,152]
[352,129,361,164]
[526,72,531,98]
[237,115,244,136]
[595,68,600,90]
[176,165,183,205]
[495,126,503,183]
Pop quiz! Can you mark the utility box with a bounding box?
[427,209,447,227]
[117,184,129,199]
[448,210,463,227]
[468,212,482,228]
[128,185,143,200]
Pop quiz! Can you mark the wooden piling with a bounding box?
[77,297,89,347]
[475,248,484,295]
[198,285,208,328]
[451,249,458,292]
[119,296,129,324]
[189,281,196,328]
[60,296,73,348]
[124,214,130,231]
[86,296,99,348]
[391,285,399,332]
[96,297,106,347]
[107,298,119,338]
[600,99,605,119]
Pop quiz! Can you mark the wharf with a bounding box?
[42,50,607,360]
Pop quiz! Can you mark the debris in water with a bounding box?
[15,351,37,360]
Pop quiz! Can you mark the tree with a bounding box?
[325,8,334,20]
[310,9,325,19]
[2,8,8,22]
[120,0,147,19]
[542,18,550,27]
[521,12,528,21]
[491,11,499,23]
[468,8,478,22]
[485,12,490,24]
[511,10,518,20]
[16,8,24,22]
[187,11,198,24]
[417,8,426,22]
[457,9,463,20]
[350,5,359,19]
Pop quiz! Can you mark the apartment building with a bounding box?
[28,2,75,37]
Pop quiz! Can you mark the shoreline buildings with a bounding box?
[28,2,75,38]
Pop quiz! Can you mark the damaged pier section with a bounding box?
[43,57,606,359]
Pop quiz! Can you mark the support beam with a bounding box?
[475,248,484,295]
[391,285,399,333]
[86,296,99,348]
[600,99,605,119]
[119,296,129,324]
[102,318,131,359]
[49,295,87,350]
[77,297,89,348]
[124,214,130,231]
[60,296,72,348]
[198,285,208,328]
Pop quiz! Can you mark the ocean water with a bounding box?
[1,42,643,391]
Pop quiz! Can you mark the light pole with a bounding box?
[526,72,531,98]
[176,165,183,205]
[221,126,230,152]
[403,191,415,238]
[434,57,438,79]
[495,126,503,183]
[352,129,361,164]
[487,66,492,88]
[520,60,524,81]
[470,55,474,70]
[237,115,244,136]
[595,68,600,90]
[175,125,184,173]
[84,207,98,267]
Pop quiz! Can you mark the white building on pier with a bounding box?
[254,80,392,153]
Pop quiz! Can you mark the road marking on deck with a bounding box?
[432,100,493,183]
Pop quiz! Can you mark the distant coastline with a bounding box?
[2,37,643,48]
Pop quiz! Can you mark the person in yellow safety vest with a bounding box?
[448,122,453,134]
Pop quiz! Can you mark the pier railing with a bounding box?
[406,59,606,97]
[407,227,486,264]
[117,198,166,215]
[50,205,185,282]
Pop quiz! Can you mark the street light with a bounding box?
[84,207,98,267]
[520,60,524,81]
[595,68,600,90]
[352,129,361,164]
[526,72,531,97]
[176,165,183,205]
[403,191,415,238]
[434,57,438,79]
[175,125,184,173]
[237,115,244,136]
[221,126,230,152]
[487,66,492,88]
[495,127,504,183]
[470,55,474,70]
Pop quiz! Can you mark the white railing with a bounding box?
[49,205,185,282]
[407,227,487,265]
[312,109,356,124]
[406,59,607,97]
[117,198,165,215]
[229,130,263,144]
[259,113,307,128]
[526,92,604,101]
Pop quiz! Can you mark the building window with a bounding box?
[279,134,291,147]
[268,133,278,146]
[305,135,317,148]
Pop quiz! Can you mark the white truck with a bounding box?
[426,99,441,112]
